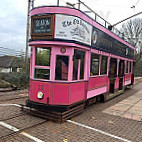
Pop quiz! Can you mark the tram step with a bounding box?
[104,89,124,101]
[21,103,85,122]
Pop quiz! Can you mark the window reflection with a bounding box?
[73,49,85,80]
[101,56,108,75]
[90,53,99,76]
[80,51,85,79]
[35,68,50,80]
[126,61,129,73]
[73,57,78,80]
[34,47,51,80]
[129,62,132,73]
[35,47,51,66]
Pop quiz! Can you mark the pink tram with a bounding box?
[26,5,136,119]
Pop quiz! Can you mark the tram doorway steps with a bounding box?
[21,102,85,122]
[104,89,124,101]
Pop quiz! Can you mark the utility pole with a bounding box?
[31,0,34,8]
[25,0,32,73]
[78,0,81,9]
[57,0,59,6]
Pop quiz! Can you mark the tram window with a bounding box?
[90,53,99,76]
[129,62,132,73]
[100,56,108,75]
[35,47,51,66]
[119,60,124,75]
[35,68,50,80]
[73,56,78,80]
[80,51,85,79]
[55,55,69,80]
[73,49,85,80]
[126,61,129,73]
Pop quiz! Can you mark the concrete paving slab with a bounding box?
[123,112,142,121]
[103,109,124,116]
[127,107,142,116]
[134,100,142,107]
[124,96,141,103]
[103,89,142,122]
[118,100,134,105]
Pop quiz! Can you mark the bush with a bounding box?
[2,72,29,89]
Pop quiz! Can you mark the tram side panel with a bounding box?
[87,76,108,99]
[124,74,132,86]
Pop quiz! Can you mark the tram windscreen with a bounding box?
[35,47,51,66]
[55,55,69,80]
[34,47,51,80]
[35,68,50,80]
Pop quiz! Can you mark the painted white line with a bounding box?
[21,132,44,142]
[67,120,132,142]
[0,121,45,142]
[0,104,31,110]
[0,104,22,107]
[0,121,19,132]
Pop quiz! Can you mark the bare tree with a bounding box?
[121,18,142,62]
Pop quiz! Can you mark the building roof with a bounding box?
[0,55,22,68]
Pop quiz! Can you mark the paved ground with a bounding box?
[0,78,142,142]
[104,89,142,121]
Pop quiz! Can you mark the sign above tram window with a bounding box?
[91,27,134,59]
[33,17,51,34]
[55,14,93,46]
[31,15,54,39]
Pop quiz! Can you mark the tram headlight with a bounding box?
[37,92,44,99]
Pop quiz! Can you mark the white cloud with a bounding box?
[0,0,27,51]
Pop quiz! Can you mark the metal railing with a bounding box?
[79,1,127,42]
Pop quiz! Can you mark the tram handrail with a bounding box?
[79,1,131,45]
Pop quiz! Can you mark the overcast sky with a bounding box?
[0,0,142,52]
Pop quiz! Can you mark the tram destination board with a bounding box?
[91,27,134,59]
[33,17,51,34]
[31,15,54,39]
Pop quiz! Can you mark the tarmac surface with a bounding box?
[0,78,142,142]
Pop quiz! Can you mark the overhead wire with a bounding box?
[0,47,30,58]
[135,0,140,6]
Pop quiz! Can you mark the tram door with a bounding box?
[55,55,69,81]
[118,60,124,90]
[109,58,117,93]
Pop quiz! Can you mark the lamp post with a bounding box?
[25,0,35,73]
[78,0,81,9]
[25,0,31,74]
